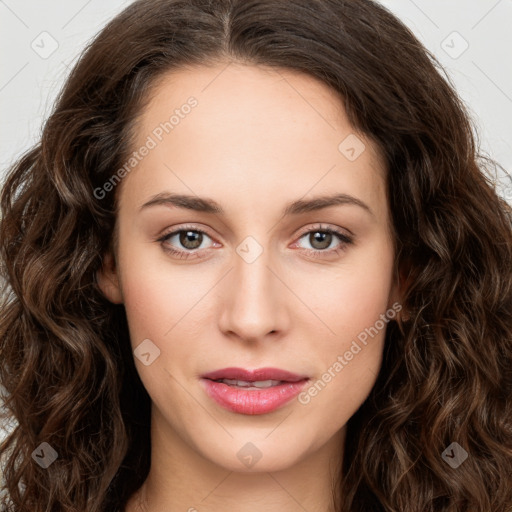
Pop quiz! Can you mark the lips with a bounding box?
[200,367,310,415]
[201,367,308,383]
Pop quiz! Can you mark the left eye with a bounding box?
[295,229,351,251]
[160,229,213,251]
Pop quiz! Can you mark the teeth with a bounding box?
[218,379,283,388]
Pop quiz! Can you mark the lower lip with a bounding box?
[200,378,309,415]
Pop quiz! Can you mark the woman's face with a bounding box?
[98,62,401,473]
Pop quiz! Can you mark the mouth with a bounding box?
[200,367,310,415]
[208,378,288,389]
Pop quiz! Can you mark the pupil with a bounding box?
[311,231,331,250]
[180,230,202,249]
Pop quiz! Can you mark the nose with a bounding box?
[217,246,290,343]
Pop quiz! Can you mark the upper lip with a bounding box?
[201,367,309,382]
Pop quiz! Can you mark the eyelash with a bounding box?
[156,223,354,260]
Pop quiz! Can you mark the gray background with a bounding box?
[0,0,511,446]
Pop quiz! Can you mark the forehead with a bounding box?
[118,63,388,220]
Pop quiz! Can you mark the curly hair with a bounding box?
[1,0,511,510]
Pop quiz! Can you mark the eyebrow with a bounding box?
[139,192,374,217]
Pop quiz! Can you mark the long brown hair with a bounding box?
[1,0,511,510]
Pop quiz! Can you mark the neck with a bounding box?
[126,406,345,512]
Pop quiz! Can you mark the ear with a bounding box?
[387,260,411,322]
[96,251,124,304]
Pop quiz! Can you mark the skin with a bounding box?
[97,62,403,512]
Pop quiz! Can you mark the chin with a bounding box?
[195,433,315,473]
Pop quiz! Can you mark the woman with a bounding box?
[1,0,511,511]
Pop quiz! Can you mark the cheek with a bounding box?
[120,273,170,346]
[116,234,210,343]
[303,275,390,394]
[296,302,389,443]
[301,233,395,341]
[296,237,394,413]
[117,258,205,407]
